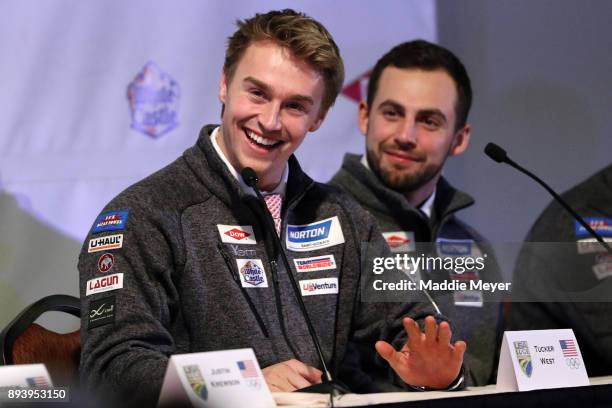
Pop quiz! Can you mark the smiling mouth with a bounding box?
[384,150,423,162]
[244,128,283,149]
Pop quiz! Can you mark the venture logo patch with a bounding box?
[299,277,338,296]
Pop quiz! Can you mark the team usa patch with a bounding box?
[236,259,268,288]
[293,255,337,272]
[86,273,124,296]
[97,253,115,273]
[88,295,116,329]
[217,224,257,245]
[575,217,612,238]
[299,277,339,296]
[88,234,123,253]
[286,216,345,252]
[513,340,533,378]
[383,231,415,253]
[92,210,129,234]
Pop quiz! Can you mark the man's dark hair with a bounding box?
[366,39,472,130]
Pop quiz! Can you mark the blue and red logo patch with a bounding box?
[92,210,129,234]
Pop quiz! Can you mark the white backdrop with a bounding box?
[0,1,436,327]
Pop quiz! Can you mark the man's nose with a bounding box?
[260,102,282,132]
[395,119,417,146]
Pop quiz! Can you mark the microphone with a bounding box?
[484,143,612,254]
[241,167,350,396]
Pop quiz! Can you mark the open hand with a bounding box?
[375,315,466,389]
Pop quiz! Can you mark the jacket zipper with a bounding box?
[269,259,302,360]
[217,243,269,338]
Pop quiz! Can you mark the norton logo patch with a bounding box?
[217,225,257,245]
[286,216,345,252]
[88,296,116,329]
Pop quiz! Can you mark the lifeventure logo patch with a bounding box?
[286,216,345,252]
[217,225,257,245]
[300,277,338,296]
[92,210,129,234]
[382,231,415,252]
[88,234,123,253]
[86,273,124,296]
[575,217,612,238]
[293,255,336,272]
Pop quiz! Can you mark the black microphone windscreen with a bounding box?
[484,143,508,163]
[241,167,259,188]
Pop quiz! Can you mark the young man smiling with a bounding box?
[79,12,466,404]
[330,40,503,387]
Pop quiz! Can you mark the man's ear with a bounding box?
[449,123,471,156]
[219,70,228,104]
[308,108,328,132]
[358,100,370,136]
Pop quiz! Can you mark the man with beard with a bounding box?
[330,40,503,388]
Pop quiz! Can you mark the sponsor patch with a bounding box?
[592,254,612,280]
[86,273,124,296]
[299,277,339,296]
[575,217,612,238]
[293,255,336,272]
[92,210,129,234]
[437,238,473,256]
[88,234,123,253]
[286,216,345,252]
[88,295,116,329]
[183,365,208,401]
[453,290,484,307]
[217,225,257,245]
[97,253,115,273]
[383,231,416,252]
[236,259,268,288]
[577,237,612,254]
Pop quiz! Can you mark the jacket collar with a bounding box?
[333,153,474,222]
[183,125,314,208]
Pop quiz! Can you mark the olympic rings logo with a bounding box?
[566,358,581,369]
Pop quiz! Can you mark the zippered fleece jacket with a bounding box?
[330,153,504,387]
[508,164,612,376]
[78,126,436,405]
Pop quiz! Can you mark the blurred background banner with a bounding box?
[0,0,436,327]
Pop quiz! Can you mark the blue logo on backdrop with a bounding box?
[437,239,472,256]
[575,217,612,238]
[127,61,180,139]
[92,210,129,233]
[288,220,332,243]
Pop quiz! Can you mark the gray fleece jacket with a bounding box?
[78,126,435,405]
[508,164,612,377]
[330,153,503,387]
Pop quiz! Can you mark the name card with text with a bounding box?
[497,329,589,391]
[157,348,275,408]
[0,364,53,387]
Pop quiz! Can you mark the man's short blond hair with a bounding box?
[224,9,344,113]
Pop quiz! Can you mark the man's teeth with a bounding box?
[246,130,279,147]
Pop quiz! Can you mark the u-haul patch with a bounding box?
[88,234,123,253]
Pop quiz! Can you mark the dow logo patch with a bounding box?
[217,225,257,245]
[383,231,415,253]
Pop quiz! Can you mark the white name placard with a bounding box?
[0,364,53,387]
[157,348,275,408]
[496,329,589,391]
